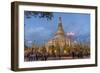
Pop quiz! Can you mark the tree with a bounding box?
[25,11,53,20]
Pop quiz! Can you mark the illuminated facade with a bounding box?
[45,17,74,55]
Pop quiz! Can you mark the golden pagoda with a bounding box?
[45,17,71,54]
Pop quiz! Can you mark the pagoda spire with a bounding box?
[58,16,62,24]
[55,17,65,36]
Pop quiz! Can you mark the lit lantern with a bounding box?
[64,50,67,54]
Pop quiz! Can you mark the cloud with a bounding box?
[25,26,44,34]
[25,26,53,42]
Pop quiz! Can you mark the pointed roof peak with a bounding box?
[59,16,61,20]
[58,16,62,23]
[55,17,65,36]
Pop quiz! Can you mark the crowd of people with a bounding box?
[24,44,90,61]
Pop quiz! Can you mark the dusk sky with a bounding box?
[24,11,90,46]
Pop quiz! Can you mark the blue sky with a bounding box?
[24,11,90,46]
